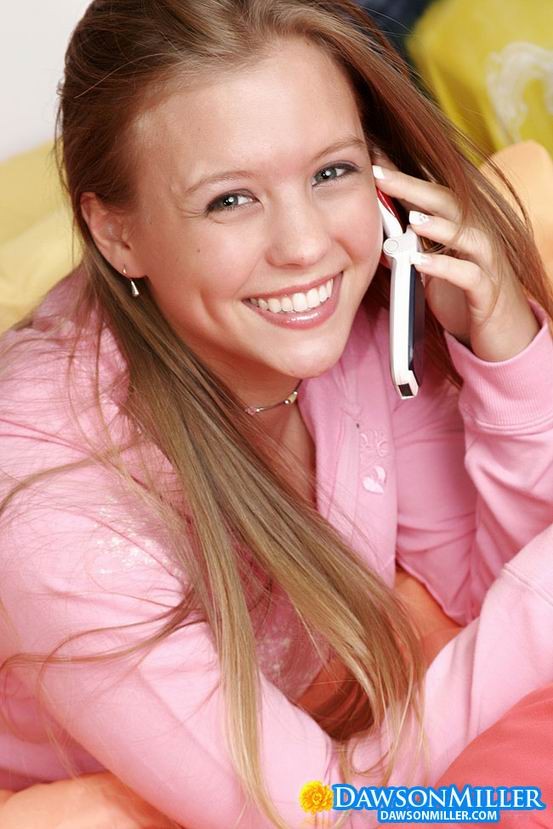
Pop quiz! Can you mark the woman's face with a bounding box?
[125,37,383,403]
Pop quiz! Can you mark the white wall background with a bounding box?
[0,1,91,162]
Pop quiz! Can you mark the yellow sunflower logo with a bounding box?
[299,780,334,814]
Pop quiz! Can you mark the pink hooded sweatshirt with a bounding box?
[1,269,553,828]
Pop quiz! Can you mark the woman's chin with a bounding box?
[272,343,347,381]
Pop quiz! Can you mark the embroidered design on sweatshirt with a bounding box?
[358,427,389,494]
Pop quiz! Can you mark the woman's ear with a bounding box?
[80,192,144,278]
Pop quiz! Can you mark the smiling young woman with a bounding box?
[1,2,553,829]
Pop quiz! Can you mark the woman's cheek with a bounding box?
[195,230,260,295]
[344,194,382,265]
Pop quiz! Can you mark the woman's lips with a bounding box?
[242,272,343,329]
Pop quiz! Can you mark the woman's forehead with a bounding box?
[135,40,364,185]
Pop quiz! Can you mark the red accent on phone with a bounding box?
[376,188,401,221]
[376,188,403,268]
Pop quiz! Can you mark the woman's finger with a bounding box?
[410,250,497,312]
[372,164,461,224]
[408,211,495,272]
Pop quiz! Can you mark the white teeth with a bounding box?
[307,288,321,309]
[292,292,308,312]
[249,275,337,314]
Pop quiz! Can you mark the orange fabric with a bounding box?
[425,683,553,827]
[480,141,553,286]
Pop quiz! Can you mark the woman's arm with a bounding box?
[0,562,507,829]
[369,157,553,629]
[373,298,553,628]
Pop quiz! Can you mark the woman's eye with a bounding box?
[207,192,251,213]
[206,163,359,214]
[312,163,357,185]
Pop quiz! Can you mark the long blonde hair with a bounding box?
[1,2,552,827]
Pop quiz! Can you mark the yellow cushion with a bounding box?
[0,204,79,334]
[0,139,80,334]
[407,0,553,160]
[0,142,67,245]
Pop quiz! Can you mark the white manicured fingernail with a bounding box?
[409,210,430,225]
[410,251,430,266]
[372,165,386,180]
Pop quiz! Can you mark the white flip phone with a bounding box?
[376,190,425,399]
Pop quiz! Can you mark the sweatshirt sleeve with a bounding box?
[388,298,553,625]
[352,520,553,792]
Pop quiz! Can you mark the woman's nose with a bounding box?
[266,198,333,271]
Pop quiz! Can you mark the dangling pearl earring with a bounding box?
[122,265,140,297]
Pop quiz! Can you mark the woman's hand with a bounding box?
[372,155,540,362]
[296,569,463,737]
[0,773,179,829]
[394,565,463,668]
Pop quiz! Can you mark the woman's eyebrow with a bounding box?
[182,135,367,197]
